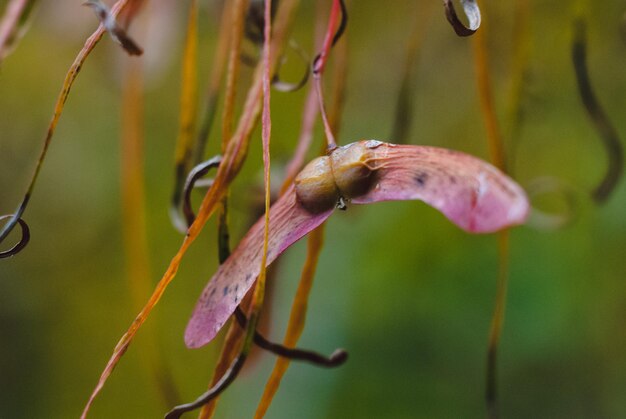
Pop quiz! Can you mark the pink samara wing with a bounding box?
[353,141,529,233]
[184,187,332,348]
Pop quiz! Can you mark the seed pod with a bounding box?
[295,142,378,213]
[330,141,377,199]
[294,156,339,213]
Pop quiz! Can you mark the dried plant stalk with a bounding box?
[254,226,325,418]
[471,13,510,419]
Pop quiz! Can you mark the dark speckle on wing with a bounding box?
[223,286,229,296]
[415,171,429,187]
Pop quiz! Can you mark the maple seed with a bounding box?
[295,142,376,213]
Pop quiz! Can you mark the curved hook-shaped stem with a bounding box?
[234,308,348,367]
[182,155,222,227]
[0,214,30,258]
[165,307,346,419]
[164,354,247,419]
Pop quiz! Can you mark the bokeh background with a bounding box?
[2,1,626,418]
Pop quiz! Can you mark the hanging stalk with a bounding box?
[471,10,510,419]
[253,226,326,418]
[248,0,275,388]
[279,0,331,193]
[312,0,346,150]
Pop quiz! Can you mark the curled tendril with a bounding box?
[526,177,579,231]
[0,214,31,258]
[443,0,481,37]
[233,307,348,367]
[165,354,246,419]
[163,307,347,419]
[182,155,222,227]
[272,40,310,92]
[312,0,348,74]
[241,40,310,93]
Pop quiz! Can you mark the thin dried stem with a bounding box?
[254,226,326,418]
[0,0,133,254]
[471,10,510,419]
[312,0,347,150]
[279,0,330,192]
[249,0,273,361]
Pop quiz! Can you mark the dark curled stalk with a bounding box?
[0,215,30,258]
[182,155,222,227]
[572,19,624,204]
[234,308,348,367]
[164,355,247,419]
[443,0,480,37]
[167,309,346,418]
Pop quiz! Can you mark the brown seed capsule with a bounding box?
[294,156,338,213]
[295,142,377,213]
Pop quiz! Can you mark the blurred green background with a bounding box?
[2,1,626,418]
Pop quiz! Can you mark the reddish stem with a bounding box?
[313,0,343,150]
